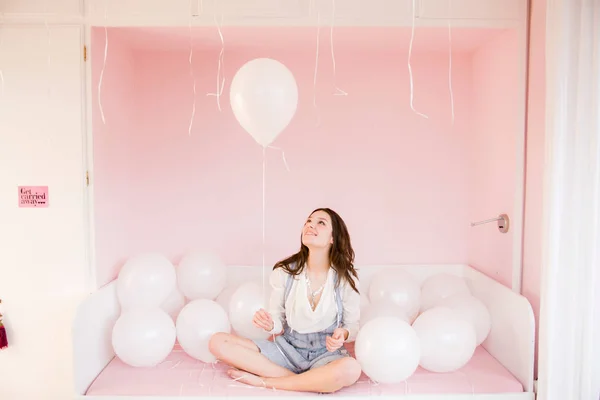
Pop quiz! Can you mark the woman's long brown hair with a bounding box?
[273,208,359,294]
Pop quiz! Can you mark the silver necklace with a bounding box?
[305,272,326,310]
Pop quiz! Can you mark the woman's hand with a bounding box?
[326,328,348,352]
[252,308,274,332]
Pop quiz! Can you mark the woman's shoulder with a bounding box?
[339,271,360,293]
[271,262,300,281]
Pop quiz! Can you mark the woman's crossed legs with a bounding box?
[208,332,361,393]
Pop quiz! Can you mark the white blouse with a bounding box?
[266,266,361,342]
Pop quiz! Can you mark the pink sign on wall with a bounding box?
[18,186,49,208]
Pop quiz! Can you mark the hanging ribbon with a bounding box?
[313,8,322,126]
[206,8,225,111]
[98,1,109,124]
[408,0,428,119]
[447,0,455,124]
[188,1,197,136]
[330,0,347,96]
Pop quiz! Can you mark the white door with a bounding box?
[0,24,90,399]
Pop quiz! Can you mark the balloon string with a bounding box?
[447,0,455,125]
[98,2,108,125]
[330,0,347,96]
[408,0,428,119]
[188,5,197,136]
[206,11,225,111]
[313,9,321,126]
[262,146,266,300]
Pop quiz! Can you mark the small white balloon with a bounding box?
[177,251,226,300]
[437,293,491,346]
[112,309,176,367]
[117,253,176,309]
[369,269,421,320]
[161,287,187,321]
[176,299,230,363]
[230,58,298,147]
[412,306,476,373]
[355,317,420,383]
[229,282,270,340]
[361,300,411,327]
[420,273,471,312]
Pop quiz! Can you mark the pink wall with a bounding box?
[91,30,137,286]
[91,27,522,289]
[467,29,520,287]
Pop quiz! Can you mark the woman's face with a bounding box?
[301,210,334,249]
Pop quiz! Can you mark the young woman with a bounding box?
[209,208,362,393]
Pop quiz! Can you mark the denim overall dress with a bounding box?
[253,269,349,374]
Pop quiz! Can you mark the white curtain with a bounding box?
[538,1,600,400]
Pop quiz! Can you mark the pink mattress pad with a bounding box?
[86,344,523,396]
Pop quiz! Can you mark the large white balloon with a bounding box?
[229,58,298,147]
[361,300,411,327]
[112,309,176,367]
[229,282,270,340]
[117,253,176,309]
[177,251,226,300]
[420,273,471,312]
[369,269,421,321]
[176,299,230,363]
[412,307,476,373]
[437,293,491,346]
[355,317,420,383]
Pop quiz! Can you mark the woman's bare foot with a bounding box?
[227,368,268,388]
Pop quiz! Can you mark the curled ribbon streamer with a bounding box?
[313,9,322,126]
[198,364,205,390]
[448,0,455,124]
[267,145,291,172]
[231,372,277,391]
[188,5,197,136]
[98,2,108,125]
[330,0,347,96]
[210,363,216,395]
[408,0,428,119]
[458,370,475,394]
[206,11,225,111]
